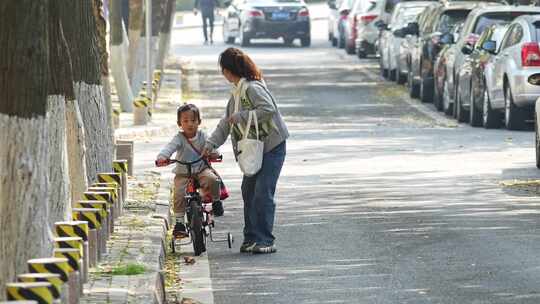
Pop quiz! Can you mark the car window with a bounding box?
[438,9,471,34]
[475,26,493,50]
[534,20,540,42]
[500,24,522,50]
[473,12,539,35]
[360,0,377,13]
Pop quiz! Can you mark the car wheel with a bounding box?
[420,77,433,103]
[396,64,406,84]
[357,49,367,59]
[504,84,526,130]
[338,32,345,49]
[345,41,355,54]
[455,90,468,123]
[240,28,250,47]
[434,78,443,111]
[469,86,482,127]
[301,36,311,47]
[443,81,453,116]
[284,37,294,46]
[409,69,420,98]
[332,37,338,47]
[482,87,501,129]
[536,114,540,169]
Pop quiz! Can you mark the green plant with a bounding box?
[110,263,146,275]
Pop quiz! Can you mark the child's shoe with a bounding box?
[212,200,224,217]
[173,222,188,238]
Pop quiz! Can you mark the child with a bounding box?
[156,104,224,238]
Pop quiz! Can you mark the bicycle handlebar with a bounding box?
[155,154,222,167]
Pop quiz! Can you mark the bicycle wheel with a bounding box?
[189,199,206,256]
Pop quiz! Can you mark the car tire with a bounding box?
[434,79,443,111]
[345,41,355,54]
[301,36,311,47]
[420,77,433,103]
[504,85,526,130]
[469,86,482,127]
[443,81,453,116]
[338,32,345,49]
[408,69,420,98]
[284,37,294,46]
[536,114,540,169]
[396,64,406,84]
[332,37,338,47]
[388,69,396,81]
[357,49,367,59]
[225,36,235,44]
[455,91,468,123]
[483,87,501,129]
[240,28,250,47]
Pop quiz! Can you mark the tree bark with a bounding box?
[156,0,175,70]
[127,0,144,83]
[111,0,135,112]
[0,0,53,297]
[60,0,114,184]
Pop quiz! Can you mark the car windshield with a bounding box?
[474,12,540,34]
[393,7,426,27]
[438,9,470,33]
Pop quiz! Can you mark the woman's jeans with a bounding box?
[241,141,286,246]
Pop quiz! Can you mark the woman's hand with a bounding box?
[155,157,169,167]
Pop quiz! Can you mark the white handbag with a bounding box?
[237,110,264,176]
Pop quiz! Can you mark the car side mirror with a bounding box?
[374,20,387,30]
[482,40,497,54]
[440,32,454,45]
[461,44,473,55]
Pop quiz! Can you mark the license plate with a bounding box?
[271,11,289,20]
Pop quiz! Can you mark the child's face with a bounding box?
[178,110,200,137]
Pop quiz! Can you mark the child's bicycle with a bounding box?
[156,155,233,256]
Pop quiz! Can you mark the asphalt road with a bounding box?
[168,15,540,304]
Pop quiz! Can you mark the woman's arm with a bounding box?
[206,98,232,149]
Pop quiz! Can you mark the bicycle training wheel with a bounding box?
[189,200,206,256]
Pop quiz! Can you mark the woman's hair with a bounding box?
[219,47,262,81]
[177,103,201,122]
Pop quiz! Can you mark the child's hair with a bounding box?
[219,47,262,81]
[177,103,201,122]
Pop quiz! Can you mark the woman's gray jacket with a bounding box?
[205,80,289,158]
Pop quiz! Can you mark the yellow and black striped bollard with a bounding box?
[27,258,70,303]
[82,190,114,233]
[112,159,128,203]
[17,273,62,302]
[53,248,82,300]
[54,221,89,284]
[6,282,53,304]
[72,208,102,266]
[73,200,108,254]
[86,186,117,220]
[133,95,149,125]
[97,172,123,214]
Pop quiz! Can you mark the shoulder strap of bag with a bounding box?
[181,132,203,155]
[181,132,223,179]
[240,111,259,140]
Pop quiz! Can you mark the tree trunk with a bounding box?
[156,0,175,70]
[127,0,144,83]
[111,0,135,112]
[65,99,89,205]
[60,0,114,184]
[0,0,53,297]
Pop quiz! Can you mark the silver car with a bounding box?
[485,14,540,130]
[378,2,432,81]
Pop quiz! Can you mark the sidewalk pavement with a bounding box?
[80,70,184,304]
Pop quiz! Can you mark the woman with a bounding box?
[203,47,289,254]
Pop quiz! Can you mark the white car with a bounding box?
[378,2,431,80]
[485,14,540,130]
[354,0,389,58]
[327,0,343,46]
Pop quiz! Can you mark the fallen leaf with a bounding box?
[184,256,196,265]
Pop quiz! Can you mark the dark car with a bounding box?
[404,1,478,102]
[222,0,311,47]
[459,24,508,126]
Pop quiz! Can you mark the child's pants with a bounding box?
[173,168,220,218]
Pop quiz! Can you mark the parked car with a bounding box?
[407,1,480,102]
[343,0,362,54]
[483,14,540,130]
[222,0,311,47]
[378,2,433,80]
[535,96,540,167]
[327,0,342,46]
[460,24,509,127]
[336,0,355,49]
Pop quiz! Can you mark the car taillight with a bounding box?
[360,14,377,25]
[298,8,309,17]
[522,42,540,67]
[248,9,264,17]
